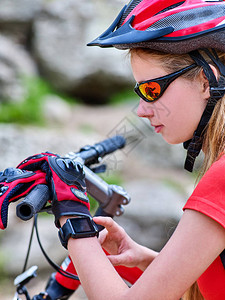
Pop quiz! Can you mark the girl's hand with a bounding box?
[93,216,158,270]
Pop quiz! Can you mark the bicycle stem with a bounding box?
[84,165,130,217]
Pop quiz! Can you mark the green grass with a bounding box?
[109,88,137,105]
[0,77,48,125]
[100,171,124,186]
[0,76,76,125]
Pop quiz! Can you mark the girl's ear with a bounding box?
[199,64,219,96]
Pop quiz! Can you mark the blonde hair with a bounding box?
[200,97,225,175]
[131,48,225,300]
[182,282,205,300]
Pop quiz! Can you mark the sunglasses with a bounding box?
[134,63,197,103]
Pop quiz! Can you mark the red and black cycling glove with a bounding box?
[0,168,47,229]
[17,152,90,227]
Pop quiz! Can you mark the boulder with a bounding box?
[0,123,103,170]
[32,0,133,103]
[116,179,186,251]
[0,210,67,275]
[0,0,43,43]
[42,94,73,125]
[0,0,135,104]
[0,0,42,22]
[0,35,37,102]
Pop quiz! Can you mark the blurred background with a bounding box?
[0,0,197,299]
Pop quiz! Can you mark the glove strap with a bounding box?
[52,200,92,228]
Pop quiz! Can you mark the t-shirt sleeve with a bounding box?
[183,156,225,229]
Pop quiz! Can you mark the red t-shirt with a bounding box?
[183,155,225,300]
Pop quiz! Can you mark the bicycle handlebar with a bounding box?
[16,135,129,221]
[16,185,50,221]
[66,135,126,165]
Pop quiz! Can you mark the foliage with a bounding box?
[0,76,76,125]
[109,88,137,105]
[0,77,46,125]
[100,171,124,186]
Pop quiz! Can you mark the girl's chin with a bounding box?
[162,135,192,145]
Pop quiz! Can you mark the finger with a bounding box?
[98,228,108,244]
[0,202,9,230]
[93,217,121,234]
[107,252,130,266]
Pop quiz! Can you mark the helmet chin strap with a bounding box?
[183,49,225,172]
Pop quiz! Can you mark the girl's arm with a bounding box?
[61,209,225,300]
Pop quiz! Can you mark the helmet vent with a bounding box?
[148,6,225,32]
[154,1,185,16]
[117,0,142,28]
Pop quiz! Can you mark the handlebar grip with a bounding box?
[79,135,126,164]
[16,184,50,221]
[97,135,126,155]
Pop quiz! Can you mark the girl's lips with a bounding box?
[153,125,163,133]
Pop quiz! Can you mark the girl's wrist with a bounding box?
[137,246,158,271]
[59,216,70,227]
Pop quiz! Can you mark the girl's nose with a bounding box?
[137,98,155,118]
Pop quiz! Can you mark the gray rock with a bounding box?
[32,0,133,103]
[0,0,134,104]
[0,208,67,275]
[0,0,43,43]
[0,123,103,170]
[0,0,42,22]
[42,94,73,124]
[116,180,186,251]
[0,35,37,102]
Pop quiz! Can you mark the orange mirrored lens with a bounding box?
[139,82,161,101]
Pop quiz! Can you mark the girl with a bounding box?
[62,1,225,299]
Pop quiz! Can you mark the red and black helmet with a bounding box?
[88,0,225,53]
[88,0,225,172]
